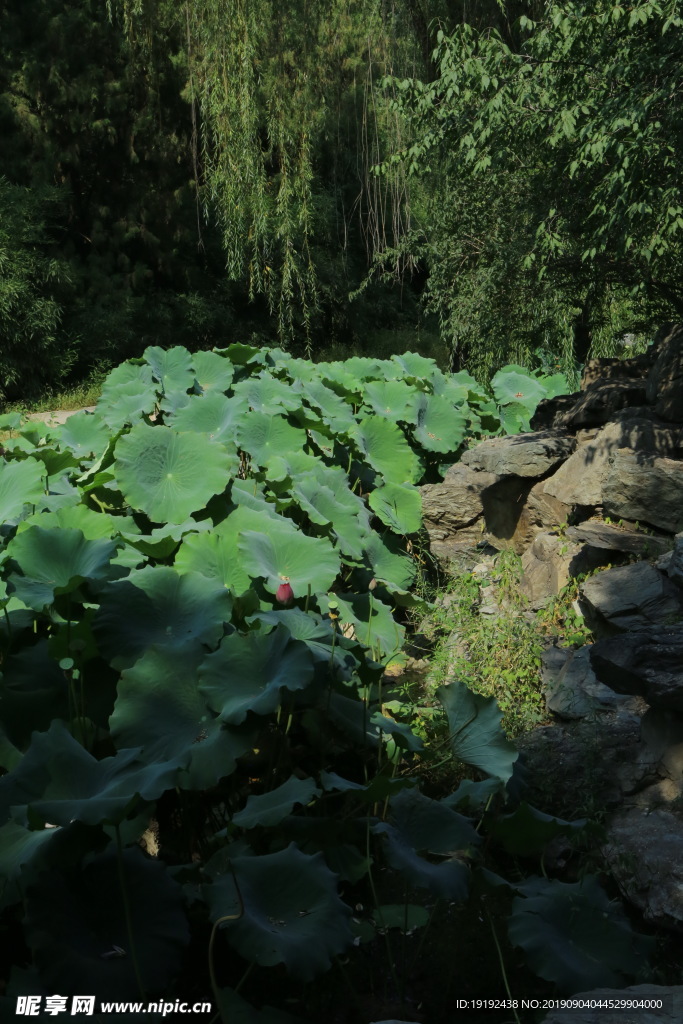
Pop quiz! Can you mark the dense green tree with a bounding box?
[377,0,683,374]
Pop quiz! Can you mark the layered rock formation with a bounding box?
[420,323,683,959]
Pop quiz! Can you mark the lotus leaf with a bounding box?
[205,843,353,979]
[94,566,232,670]
[5,527,117,609]
[114,423,236,523]
[438,680,518,784]
[198,624,315,725]
[233,775,321,828]
[509,875,653,991]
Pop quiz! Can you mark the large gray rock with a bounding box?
[646,322,683,422]
[581,562,683,634]
[542,645,631,720]
[590,626,683,711]
[603,802,683,931]
[460,430,575,478]
[602,451,683,533]
[580,350,653,389]
[543,417,682,507]
[656,532,683,587]
[520,533,608,609]
[516,706,652,816]
[542,985,683,1024]
[419,463,498,556]
[566,521,672,558]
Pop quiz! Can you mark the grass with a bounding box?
[2,372,104,416]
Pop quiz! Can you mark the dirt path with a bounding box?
[25,406,96,426]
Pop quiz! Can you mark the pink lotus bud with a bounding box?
[276,581,294,605]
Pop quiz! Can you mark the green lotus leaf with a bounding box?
[94,566,232,670]
[230,478,281,517]
[491,802,587,857]
[368,482,422,535]
[205,843,353,979]
[343,356,394,381]
[233,373,301,414]
[238,527,340,597]
[16,504,117,541]
[114,423,236,524]
[118,518,209,560]
[100,359,154,392]
[539,371,569,400]
[246,608,359,676]
[175,529,253,595]
[0,458,46,525]
[5,527,117,609]
[318,592,404,659]
[233,775,321,829]
[191,349,235,392]
[0,412,22,431]
[411,392,468,454]
[171,391,247,443]
[492,368,546,411]
[24,845,189,1000]
[362,380,418,423]
[351,417,421,485]
[0,720,183,827]
[509,875,653,991]
[199,624,315,724]
[215,341,263,365]
[53,411,110,461]
[265,449,328,483]
[110,647,252,789]
[236,412,307,467]
[430,371,470,405]
[300,380,356,431]
[144,344,194,394]
[290,473,371,559]
[0,640,70,752]
[437,680,518,785]
[362,533,417,594]
[373,822,470,901]
[390,351,439,379]
[97,380,156,430]
[499,401,532,435]
[0,821,57,904]
[369,712,424,751]
[388,787,479,855]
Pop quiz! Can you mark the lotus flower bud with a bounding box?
[276,580,294,606]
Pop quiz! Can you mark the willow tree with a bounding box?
[111,0,431,352]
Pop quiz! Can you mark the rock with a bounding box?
[602,450,683,533]
[541,985,683,1024]
[646,322,683,422]
[656,533,683,586]
[519,532,610,609]
[419,464,498,556]
[516,706,652,816]
[523,478,572,530]
[589,626,683,711]
[532,379,648,432]
[460,430,576,478]
[566,521,672,558]
[580,350,653,389]
[580,562,683,635]
[542,645,630,720]
[603,802,683,931]
[543,416,682,507]
[640,707,683,786]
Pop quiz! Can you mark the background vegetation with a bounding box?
[2,0,681,403]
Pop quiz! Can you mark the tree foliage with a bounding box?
[379,0,683,373]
